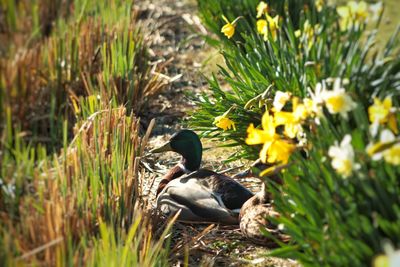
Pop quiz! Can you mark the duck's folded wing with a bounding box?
[179,170,254,210]
[157,182,238,224]
[211,175,254,210]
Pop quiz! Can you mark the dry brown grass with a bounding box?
[1,108,161,265]
[0,1,167,149]
[0,1,174,265]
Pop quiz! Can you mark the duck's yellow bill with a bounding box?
[150,142,172,153]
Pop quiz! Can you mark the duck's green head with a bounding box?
[150,130,202,172]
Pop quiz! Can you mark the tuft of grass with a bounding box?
[88,207,177,267]
[0,0,166,150]
[0,107,167,266]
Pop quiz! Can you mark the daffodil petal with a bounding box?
[274,111,293,126]
[246,124,270,145]
[260,141,273,163]
[267,140,295,164]
[261,111,275,137]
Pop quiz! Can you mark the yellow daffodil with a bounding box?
[246,112,276,145]
[257,19,266,32]
[221,17,235,39]
[221,16,241,39]
[221,24,235,39]
[257,14,279,41]
[274,111,301,139]
[369,97,392,123]
[328,134,360,178]
[267,14,279,41]
[292,98,310,121]
[274,98,309,139]
[213,110,236,131]
[368,96,398,134]
[256,1,269,18]
[264,137,296,164]
[322,79,356,119]
[272,91,291,112]
[367,129,400,165]
[337,1,368,31]
[246,111,295,163]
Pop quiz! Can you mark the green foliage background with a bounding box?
[192,0,400,265]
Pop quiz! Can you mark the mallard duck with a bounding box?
[239,181,288,245]
[150,130,254,224]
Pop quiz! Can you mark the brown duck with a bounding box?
[239,183,279,244]
[239,181,288,245]
[151,130,254,224]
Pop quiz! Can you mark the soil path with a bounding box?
[137,1,298,266]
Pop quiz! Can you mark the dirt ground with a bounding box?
[136,0,299,266]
